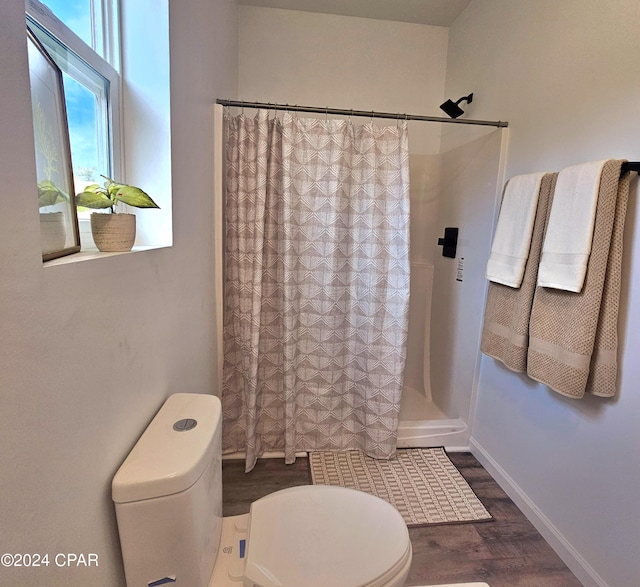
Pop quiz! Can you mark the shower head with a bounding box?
[439,93,474,118]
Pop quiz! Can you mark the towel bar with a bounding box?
[621,161,640,174]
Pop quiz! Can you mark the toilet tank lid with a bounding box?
[112,393,221,504]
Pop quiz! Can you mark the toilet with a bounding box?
[112,393,412,587]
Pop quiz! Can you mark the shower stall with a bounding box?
[398,123,507,448]
[214,103,508,455]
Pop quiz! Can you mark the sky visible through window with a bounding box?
[39,0,104,186]
[41,0,92,46]
[61,74,100,182]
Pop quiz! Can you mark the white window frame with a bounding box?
[25,0,123,197]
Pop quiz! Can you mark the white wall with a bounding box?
[121,0,173,247]
[0,0,237,584]
[446,1,640,586]
[238,6,448,154]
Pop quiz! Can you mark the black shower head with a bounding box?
[439,93,474,118]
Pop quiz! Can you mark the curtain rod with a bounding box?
[216,99,508,128]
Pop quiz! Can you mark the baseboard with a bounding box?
[469,437,608,587]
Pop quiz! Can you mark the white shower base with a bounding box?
[396,386,468,449]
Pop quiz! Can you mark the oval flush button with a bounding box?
[173,418,197,431]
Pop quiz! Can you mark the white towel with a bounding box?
[537,160,608,292]
[486,172,546,287]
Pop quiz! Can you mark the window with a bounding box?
[26,0,122,234]
[38,0,117,61]
[27,0,172,255]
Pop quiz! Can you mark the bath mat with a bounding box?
[309,447,492,527]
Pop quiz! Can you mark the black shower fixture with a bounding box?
[439,93,474,118]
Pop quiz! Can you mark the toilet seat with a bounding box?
[241,485,412,587]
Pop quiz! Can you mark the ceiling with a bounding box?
[237,0,473,27]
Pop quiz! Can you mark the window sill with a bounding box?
[43,244,170,267]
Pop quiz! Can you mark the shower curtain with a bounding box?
[222,110,410,471]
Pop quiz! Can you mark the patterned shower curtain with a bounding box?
[222,110,410,471]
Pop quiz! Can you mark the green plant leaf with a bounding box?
[112,185,160,209]
[76,190,114,209]
[82,183,106,194]
[38,180,69,207]
[107,181,127,197]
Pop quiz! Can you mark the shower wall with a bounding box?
[397,127,507,450]
[403,153,439,401]
[430,129,507,420]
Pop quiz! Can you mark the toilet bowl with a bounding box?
[112,393,412,587]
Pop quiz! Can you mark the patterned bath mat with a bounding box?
[309,447,492,527]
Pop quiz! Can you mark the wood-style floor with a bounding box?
[222,452,582,587]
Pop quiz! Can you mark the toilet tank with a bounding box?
[112,393,223,587]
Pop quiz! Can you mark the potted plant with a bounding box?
[38,179,68,254]
[76,176,160,252]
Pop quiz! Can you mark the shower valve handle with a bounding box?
[437,227,458,258]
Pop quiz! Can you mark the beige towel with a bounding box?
[486,172,546,287]
[480,173,558,372]
[537,160,608,292]
[527,160,629,398]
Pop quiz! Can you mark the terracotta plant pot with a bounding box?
[90,213,136,252]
